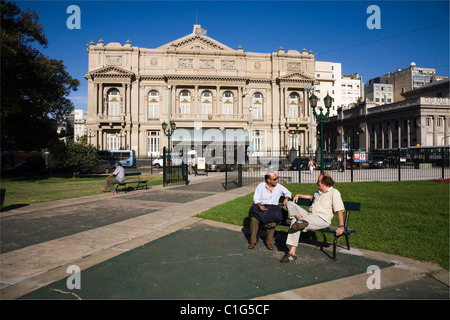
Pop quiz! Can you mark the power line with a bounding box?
[318,21,449,55]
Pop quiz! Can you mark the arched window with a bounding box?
[108,88,120,116]
[201,90,212,115]
[288,92,299,118]
[148,90,159,118]
[222,91,233,117]
[252,92,263,119]
[179,90,191,116]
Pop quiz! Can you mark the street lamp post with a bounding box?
[304,85,315,155]
[242,93,253,156]
[162,120,176,165]
[162,85,176,166]
[310,92,333,173]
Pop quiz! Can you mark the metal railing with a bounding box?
[224,147,449,187]
[162,147,189,186]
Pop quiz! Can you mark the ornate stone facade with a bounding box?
[84,25,317,158]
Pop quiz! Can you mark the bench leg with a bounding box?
[345,235,350,250]
[332,236,338,261]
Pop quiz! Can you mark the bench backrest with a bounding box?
[124,172,142,182]
[294,197,361,228]
[125,172,141,177]
[288,198,361,212]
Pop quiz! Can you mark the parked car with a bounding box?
[206,157,234,172]
[289,158,310,170]
[262,159,290,171]
[345,159,358,169]
[80,160,112,174]
[369,155,388,168]
[318,157,338,170]
[86,160,113,174]
[152,156,164,168]
[152,155,183,168]
[2,157,46,175]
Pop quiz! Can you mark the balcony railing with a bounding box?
[98,115,125,122]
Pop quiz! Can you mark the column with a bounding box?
[215,86,220,116]
[127,82,132,116]
[238,86,243,115]
[98,83,103,115]
[194,85,199,118]
[432,116,437,145]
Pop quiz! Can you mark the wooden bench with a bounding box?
[285,198,361,260]
[115,172,149,193]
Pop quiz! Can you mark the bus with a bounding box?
[97,150,136,167]
[406,145,449,166]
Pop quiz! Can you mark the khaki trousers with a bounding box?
[286,201,329,247]
[249,217,277,244]
[106,177,120,191]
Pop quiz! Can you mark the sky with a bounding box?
[14,0,450,110]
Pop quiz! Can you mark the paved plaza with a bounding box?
[0,173,448,302]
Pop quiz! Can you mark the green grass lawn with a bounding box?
[0,174,163,208]
[196,180,450,270]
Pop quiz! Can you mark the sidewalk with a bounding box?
[1,174,448,300]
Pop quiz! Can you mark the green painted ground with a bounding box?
[22,224,393,300]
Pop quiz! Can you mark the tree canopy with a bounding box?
[47,139,99,178]
[1,1,80,151]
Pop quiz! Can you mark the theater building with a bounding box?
[84,25,318,159]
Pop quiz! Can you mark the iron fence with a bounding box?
[226,147,450,187]
[162,147,189,186]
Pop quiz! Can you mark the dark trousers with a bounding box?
[248,204,283,245]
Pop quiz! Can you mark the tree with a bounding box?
[1,1,79,151]
[350,96,364,109]
[47,140,99,178]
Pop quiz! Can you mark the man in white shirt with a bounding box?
[100,162,125,194]
[280,173,345,263]
[248,171,291,250]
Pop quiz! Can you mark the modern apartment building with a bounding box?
[364,81,394,106]
[370,62,448,102]
[73,109,88,142]
[341,73,364,108]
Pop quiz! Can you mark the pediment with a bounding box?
[157,34,235,52]
[86,66,135,79]
[278,72,315,82]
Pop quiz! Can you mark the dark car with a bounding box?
[82,160,113,174]
[206,157,234,172]
[369,155,388,168]
[289,158,310,170]
[345,159,358,169]
[2,157,46,175]
[318,157,338,170]
[262,159,290,171]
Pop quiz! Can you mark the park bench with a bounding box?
[115,172,149,193]
[254,197,360,260]
[281,198,361,260]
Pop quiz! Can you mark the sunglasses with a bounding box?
[272,177,279,181]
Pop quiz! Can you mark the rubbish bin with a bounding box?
[0,188,5,210]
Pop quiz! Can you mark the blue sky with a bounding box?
[15,0,450,110]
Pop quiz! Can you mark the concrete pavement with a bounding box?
[0,173,448,300]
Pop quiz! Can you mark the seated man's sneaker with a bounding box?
[280,253,297,263]
[292,219,309,231]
